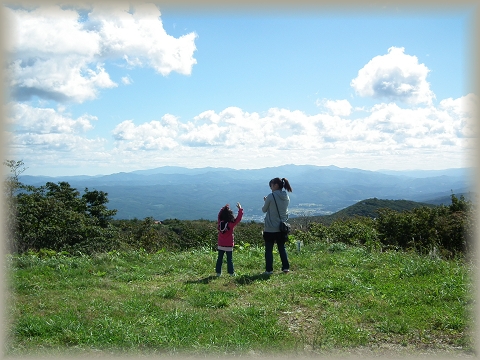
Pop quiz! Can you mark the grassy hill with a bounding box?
[7,245,473,357]
[291,198,435,227]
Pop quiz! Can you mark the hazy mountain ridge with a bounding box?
[290,198,437,227]
[19,165,474,221]
[291,193,475,227]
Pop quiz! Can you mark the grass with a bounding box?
[5,242,476,357]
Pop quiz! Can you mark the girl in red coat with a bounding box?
[216,202,243,276]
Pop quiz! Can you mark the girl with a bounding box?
[216,202,243,276]
[262,177,293,274]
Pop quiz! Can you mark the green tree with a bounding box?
[82,188,117,227]
[10,170,119,254]
[3,160,28,252]
[449,193,470,213]
[375,194,474,257]
[3,159,27,198]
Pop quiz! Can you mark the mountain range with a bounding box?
[19,165,475,221]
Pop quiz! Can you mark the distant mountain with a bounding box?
[422,192,476,207]
[130,166,233,176]
[19,165,474,221]
[291,198,436,227]
[376,168,475,179]
[327,198,436,218]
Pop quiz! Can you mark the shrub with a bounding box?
[375,194,474,257]
[307,216,380,251]
[13,182,118,254]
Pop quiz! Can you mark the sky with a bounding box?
[2,2,478,176]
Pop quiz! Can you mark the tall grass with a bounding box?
[6,242,475,357]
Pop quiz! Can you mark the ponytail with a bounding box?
[269,177,293,192]
[282,178,293,192]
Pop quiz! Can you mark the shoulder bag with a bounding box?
[272,193,291,234]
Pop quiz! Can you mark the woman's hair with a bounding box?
[269,177,293,192]
[219,205,236,223]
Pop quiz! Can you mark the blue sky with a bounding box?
[3,2,478,176]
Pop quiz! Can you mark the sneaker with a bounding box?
[229,273,236,277]
[216,273,221,277]
[282,269,290,274]
[263,271,273,275]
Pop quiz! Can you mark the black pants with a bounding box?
[263,232,289,272]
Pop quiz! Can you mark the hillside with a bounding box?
[290,198,436,227]
[421,192,476,206]
[9,246,473,356]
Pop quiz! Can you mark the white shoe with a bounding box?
[263,271,273,275]
[216,273,221,277]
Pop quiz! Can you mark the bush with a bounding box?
[307,216,380,251]
[303,194,473,258]
[375,194,474,257]
[13,182,118,254]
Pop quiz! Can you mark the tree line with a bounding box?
[3,160,475,258]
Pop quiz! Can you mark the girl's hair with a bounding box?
[269,177,293,192]
[219,205,236,223]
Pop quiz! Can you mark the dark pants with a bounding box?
[216,250,234,275]
[263,232,289,272]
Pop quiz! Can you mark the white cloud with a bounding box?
[89,3,197,76]
[350,47,435,105]
[112,117,181,150]
[439,93,477,138]
[5,12,471,176]
[6,103,107,158]
[9,102,96,134]
[7,91,474,174]
[317,99,352,116]
[440,93,477,116]
[121,75,133,85]
[5,3,197,103]
[11,133,106,152]
[108,95,474,160]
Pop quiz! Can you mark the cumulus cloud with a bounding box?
[89,3,197,76]
[6,103,107,153]
[9,102,96,134]
[7,93,474,173]
[112,106,334,152]
[439,93,477,117]
[317,99,352,116]
[5,3,197,103]
[6,29,473,174]
[351,47,435,105]
[439,93,477,138]
[109,94,475,157]
[112,116,181,150]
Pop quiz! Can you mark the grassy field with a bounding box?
[5,241,476,358]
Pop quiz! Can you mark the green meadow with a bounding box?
[6,241,475,358]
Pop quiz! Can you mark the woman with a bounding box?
[262,177,293,274]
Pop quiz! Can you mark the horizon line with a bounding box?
[18,164,473,179]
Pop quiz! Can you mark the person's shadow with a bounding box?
[234,273,271,285]
[184,273,271,285]
[185,275,217,284]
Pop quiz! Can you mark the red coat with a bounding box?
[217,208,243,248]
